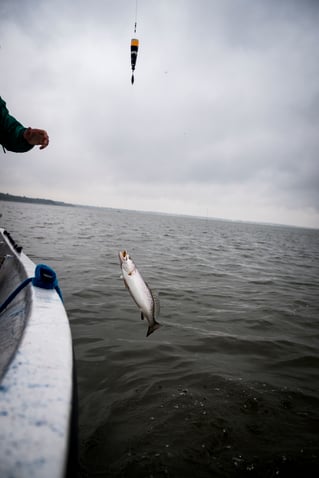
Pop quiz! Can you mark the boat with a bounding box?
[0,228,77,478]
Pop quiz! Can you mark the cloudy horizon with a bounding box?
[1,0,319,228]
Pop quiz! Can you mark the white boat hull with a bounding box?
[0,228,76,478]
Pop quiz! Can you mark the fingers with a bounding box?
[39,131,49,149]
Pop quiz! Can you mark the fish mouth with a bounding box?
[119,250,128,263]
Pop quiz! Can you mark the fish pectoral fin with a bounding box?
[141,312,144,321]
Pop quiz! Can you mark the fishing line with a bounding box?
[134,0,138,33]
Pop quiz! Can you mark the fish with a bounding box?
[119,250,161,337]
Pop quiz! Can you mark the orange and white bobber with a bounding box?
[130,38,139,84]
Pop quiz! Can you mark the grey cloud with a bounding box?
[1,0,319,227]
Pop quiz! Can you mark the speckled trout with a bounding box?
[119,250,161,337]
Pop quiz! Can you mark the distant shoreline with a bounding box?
[1,192,316,231]
[0,192,74,208]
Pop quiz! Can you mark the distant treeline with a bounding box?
[0,192,74,207]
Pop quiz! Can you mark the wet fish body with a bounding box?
[119,250,160,337]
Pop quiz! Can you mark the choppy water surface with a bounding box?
[1,201,319,477]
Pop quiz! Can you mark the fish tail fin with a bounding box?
[146,320,161,337]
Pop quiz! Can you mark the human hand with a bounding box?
[23,127,49,150]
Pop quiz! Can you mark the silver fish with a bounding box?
[119,250,161,337]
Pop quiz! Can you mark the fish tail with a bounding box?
[146,320,161,337]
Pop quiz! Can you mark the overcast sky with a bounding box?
[1,0,319,228]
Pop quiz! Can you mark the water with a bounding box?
[1,201,319,477]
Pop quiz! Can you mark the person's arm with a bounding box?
[0,97,49,152]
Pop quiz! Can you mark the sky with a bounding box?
[1,0,319,228]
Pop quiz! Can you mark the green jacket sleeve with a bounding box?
[0,96,33,153]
